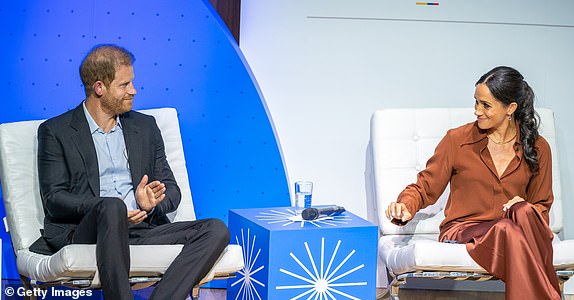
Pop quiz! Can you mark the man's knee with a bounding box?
[93,197,127,221]
[206,218,230,244]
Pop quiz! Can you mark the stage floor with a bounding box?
[3,280,572,299]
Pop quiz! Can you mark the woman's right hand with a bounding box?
[385,202,413,224]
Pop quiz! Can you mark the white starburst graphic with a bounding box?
[275,237,367,300]
[256,208,352,228]
[231,228,266,300]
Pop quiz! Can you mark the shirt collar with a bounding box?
[82,100,122,134]
[459,121,522,147]
[459,121,487,146]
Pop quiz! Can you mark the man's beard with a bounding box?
[101,94,133,116]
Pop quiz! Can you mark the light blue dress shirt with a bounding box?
[83,102,138,211]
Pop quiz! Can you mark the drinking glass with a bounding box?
[294,181,313,214]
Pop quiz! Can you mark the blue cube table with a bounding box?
[227,207,378,300]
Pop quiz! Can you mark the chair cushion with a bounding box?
[145,108,196,223]
[17,244,243,283]
[380,235,485,275]
[554,239,574,270]
[381,235,574,276]
[0,119,45,252]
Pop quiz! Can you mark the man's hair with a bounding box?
[79,44,135,96]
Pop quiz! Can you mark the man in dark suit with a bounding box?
[32,44,230,299]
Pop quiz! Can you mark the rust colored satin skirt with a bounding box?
[440,201,561,300]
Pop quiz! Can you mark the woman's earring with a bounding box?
[508,115,512,120]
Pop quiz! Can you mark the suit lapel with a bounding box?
[69,105,100,196]
[121,112,143,187]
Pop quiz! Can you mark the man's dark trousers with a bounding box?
[72,199,230,300]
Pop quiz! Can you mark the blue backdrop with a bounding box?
[0,0,289,279]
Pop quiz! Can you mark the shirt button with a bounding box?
[415,165,421,171]
[413,135,419,141]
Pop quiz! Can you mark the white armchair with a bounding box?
[366,108,574,299]
[0,107,244,299]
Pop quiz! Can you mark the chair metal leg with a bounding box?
[390,285,400,300]
[388,274,407,300]
[192,285,200,300]
[557,270,574,297]
[19,275,38,300]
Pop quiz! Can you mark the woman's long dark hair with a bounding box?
[476,66,540,173]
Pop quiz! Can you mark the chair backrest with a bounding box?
[0,107,196,252]
[365,108,562,235]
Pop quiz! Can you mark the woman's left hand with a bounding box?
[502,196,525,212]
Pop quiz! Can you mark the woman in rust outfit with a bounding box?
[386,66,561,299]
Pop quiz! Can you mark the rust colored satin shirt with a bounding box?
[397,121,553,236]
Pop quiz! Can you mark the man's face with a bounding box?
[100,64,136,115]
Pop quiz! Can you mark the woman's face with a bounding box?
[473,83,512,131]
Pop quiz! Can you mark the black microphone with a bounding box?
[301,206,346,220]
